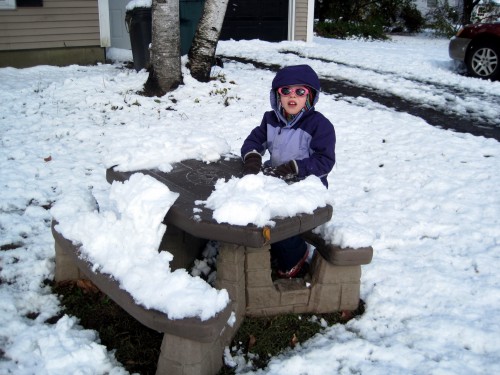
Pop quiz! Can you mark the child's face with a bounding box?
[278,85,309,116]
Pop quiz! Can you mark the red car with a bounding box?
[449,23,500,80]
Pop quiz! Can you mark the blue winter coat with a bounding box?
[241,65,336,187]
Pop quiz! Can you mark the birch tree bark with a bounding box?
[462,0,481,25]
[187,0,229,82]
[145,0,182,96]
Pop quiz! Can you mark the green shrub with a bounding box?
[315,19,388,40]
[315,0,425,36]
[425,0,461,37]
[401,3,425,32]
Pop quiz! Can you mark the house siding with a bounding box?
[0,0,100,51]
[294,0,308,41]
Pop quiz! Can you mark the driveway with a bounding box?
[222,55,500,142]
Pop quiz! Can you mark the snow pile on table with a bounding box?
[51,173,230,321]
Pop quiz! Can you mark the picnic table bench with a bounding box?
[52,156,373,375]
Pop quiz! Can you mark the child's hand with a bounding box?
[243,153,262,175]
[263,161,298,182]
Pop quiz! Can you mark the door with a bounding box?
[109,0,131,49]
[220,0,289,42]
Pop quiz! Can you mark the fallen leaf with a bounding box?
[290,333,299,348]
[44,156,52,162]
[54,280,76,288]
[76,279,100,294]
[341,309,355,322]
[248,334,256,351]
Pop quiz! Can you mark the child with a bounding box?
[241,64,336,278]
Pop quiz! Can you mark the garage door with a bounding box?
[220,0,288,42]
[109,0,131,49]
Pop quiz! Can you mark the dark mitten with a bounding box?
[263,160,298,182]
[243,153,262,175]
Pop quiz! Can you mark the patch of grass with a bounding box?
[221,302,365,373]
[220,313,338,372]
[51,280,364,374]
[52,280,162,375]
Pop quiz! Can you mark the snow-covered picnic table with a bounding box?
[106,156,334,248]
[52,156,372,375]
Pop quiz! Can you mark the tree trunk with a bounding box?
[461,0,481,25]
[145,0,182,96]
[187,0,229,82]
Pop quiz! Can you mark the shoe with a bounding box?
[277,248,309,279]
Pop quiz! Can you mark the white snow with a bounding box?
[199,174,332,227]
[1,34,500,374]
[125,0,151,11]
[51,173,230,321]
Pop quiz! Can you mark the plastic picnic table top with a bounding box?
[106,156,332,248]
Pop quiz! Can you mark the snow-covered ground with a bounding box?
[1,35,499,374]
[218,35,500,127]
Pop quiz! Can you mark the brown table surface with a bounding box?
[106,156,332,248]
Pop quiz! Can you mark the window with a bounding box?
[18,0,43,6]
[0,0,16,10]
[0,0,43,8]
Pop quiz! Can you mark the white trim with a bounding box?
[306,0,314,43]
[0,0,16,10]
[288,0,296,41]
[98,0,111,47]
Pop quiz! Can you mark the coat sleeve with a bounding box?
[240,113,269,159]
[295,114,336,180]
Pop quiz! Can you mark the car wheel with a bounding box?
[466,42,500,80]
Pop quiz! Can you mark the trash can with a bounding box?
[125,7,152,71]
[180,0,205,55]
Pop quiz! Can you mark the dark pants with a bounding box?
[270,235,307,272]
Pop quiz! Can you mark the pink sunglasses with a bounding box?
[278,86,309,97]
